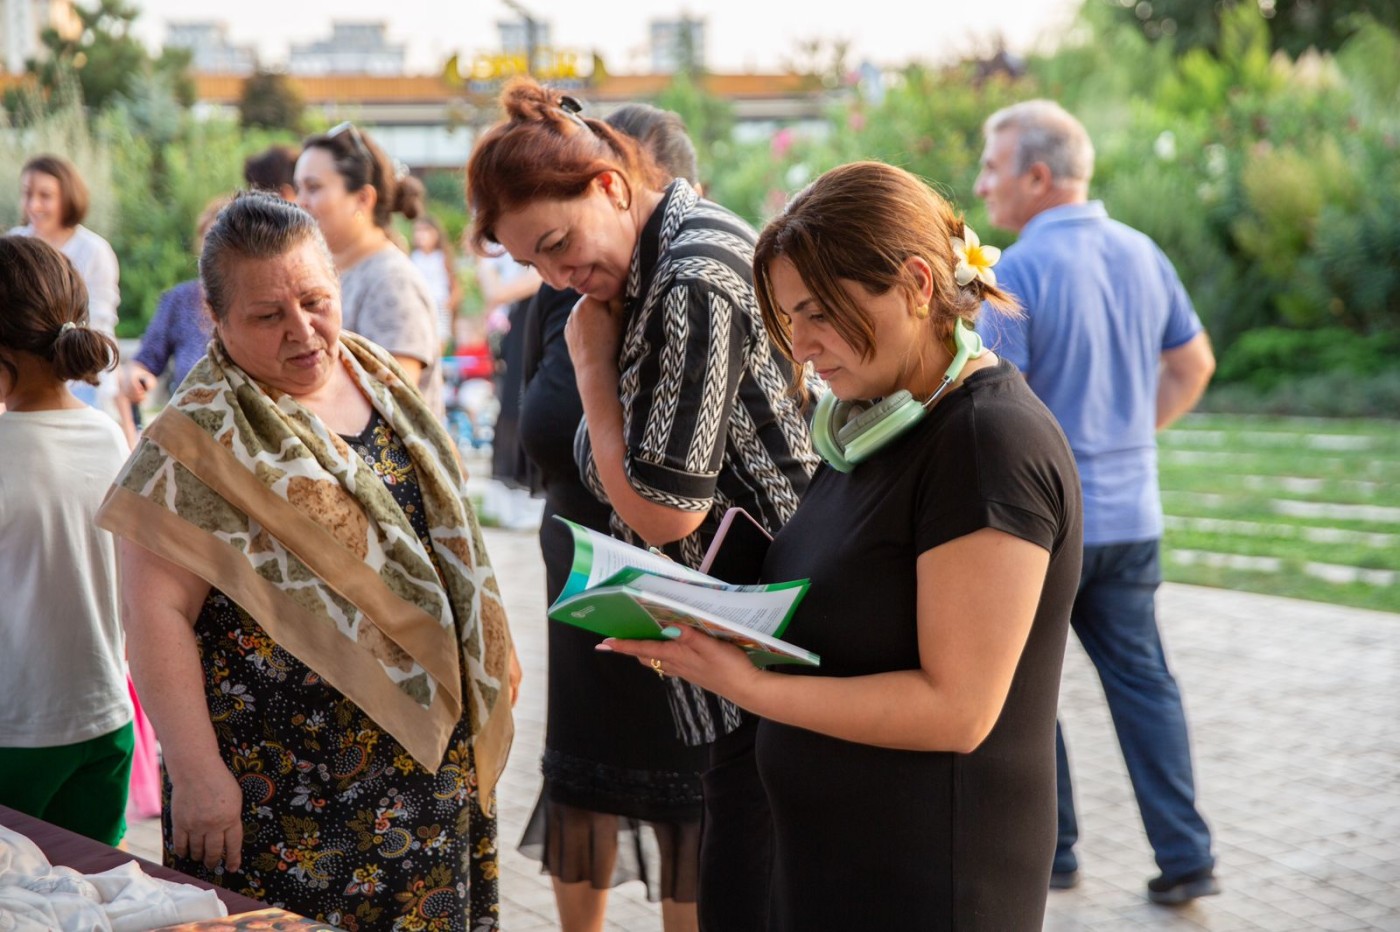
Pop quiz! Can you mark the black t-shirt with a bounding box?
[756,358,1083,930]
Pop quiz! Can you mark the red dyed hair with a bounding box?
[465,77,669,255]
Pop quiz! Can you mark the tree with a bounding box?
[239,70,304,132]
[25,0,192,113]
[1109,0,1400,57]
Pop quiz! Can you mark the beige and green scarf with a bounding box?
[97,333,513,805]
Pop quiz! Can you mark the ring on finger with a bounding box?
[650,658,666,679]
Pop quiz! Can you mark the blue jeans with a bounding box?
[1055,539,1214,878]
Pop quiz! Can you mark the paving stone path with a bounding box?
[126,527,1400,931]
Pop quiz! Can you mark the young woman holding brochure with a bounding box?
[601,162,1084,930]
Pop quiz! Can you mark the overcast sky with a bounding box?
[129,0,1085,75]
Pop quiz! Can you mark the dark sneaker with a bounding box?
[1049,869,1080,890]
[1147,867,1220,905]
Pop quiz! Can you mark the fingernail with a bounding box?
[660,626,682,640]
[595,642,614,652]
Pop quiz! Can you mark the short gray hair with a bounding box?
[984,100,1095,186]
[199,191,334,321]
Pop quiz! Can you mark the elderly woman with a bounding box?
[467,79,817,931]
[98,193,517,931]
[602,162,1084,929]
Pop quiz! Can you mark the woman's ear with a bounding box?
[355,182,378,217]
[904,255,936,308]
[595,171,632,210]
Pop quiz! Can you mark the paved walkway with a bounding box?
[127,527,1400,930]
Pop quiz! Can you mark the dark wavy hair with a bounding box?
[300,124,425,232]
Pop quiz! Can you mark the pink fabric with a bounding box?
[125,678,161,819]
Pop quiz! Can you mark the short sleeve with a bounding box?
[913,393,1067,557]
[351,257,439,365]
[133,286,178,375]
[84,236,121,337]
[1157,248,1203,351]
[621,282,746,510]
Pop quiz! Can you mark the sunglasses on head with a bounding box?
[327,121,373,166]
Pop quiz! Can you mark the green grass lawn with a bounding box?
[1159,414,1400,614]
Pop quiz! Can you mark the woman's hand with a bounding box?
[122,362,158,403]
[564,295,626,383]
[598,625,765,706]
[169,760,244,873]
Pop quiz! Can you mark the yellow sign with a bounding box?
[480,49,582,81]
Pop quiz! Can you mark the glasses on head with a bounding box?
[327,121,374,167]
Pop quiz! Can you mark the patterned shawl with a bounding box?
[97,333,513,804]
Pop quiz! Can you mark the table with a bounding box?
[0,803,267,916]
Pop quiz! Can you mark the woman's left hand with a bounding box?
[599,625,764,704]
[564,295,626,380]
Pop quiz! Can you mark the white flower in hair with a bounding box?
[951,225,1001,288]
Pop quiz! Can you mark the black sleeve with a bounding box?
[914,394,1069,556]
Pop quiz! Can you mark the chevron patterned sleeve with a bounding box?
[621,279,747,512]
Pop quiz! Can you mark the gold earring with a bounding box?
[914,303,931,319]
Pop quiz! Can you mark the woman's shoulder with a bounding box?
[920,362,1075,475]
[663,206,759,297]
[347,246,433,301]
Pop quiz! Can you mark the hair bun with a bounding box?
[500,76,559,123]
[393,174,426,221]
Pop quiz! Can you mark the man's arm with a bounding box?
[1157,331,1215,430]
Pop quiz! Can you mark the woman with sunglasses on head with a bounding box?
[602,161,1084,930]
[296,123,445,417]
[467,80,818,932]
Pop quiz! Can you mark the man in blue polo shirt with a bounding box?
[975,100,1219,906]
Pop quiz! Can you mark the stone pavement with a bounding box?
[127,526,1400,930]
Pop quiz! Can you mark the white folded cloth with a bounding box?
[0,825,227,931]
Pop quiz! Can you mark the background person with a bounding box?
[0,235,133,847]
[410,214,463,352]
[476,248,542,529]
[604,160,1084,930]
[242,144,300,201]
[11,154,128,441]
[101,194,518,930]
[120,195,231,412]
[466,78,818,932]
[514,103,711,932]
[974,99,1219,905]
[296,122,445,417]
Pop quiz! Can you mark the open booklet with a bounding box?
[548,516,819,667]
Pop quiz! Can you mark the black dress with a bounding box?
[165,411,499,932]
[516,284,707,901]
[755,360,1083,930]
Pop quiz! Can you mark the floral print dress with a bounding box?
[163,411,500,932]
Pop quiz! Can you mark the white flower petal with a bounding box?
[950,236,967,256]
[979,267,997,287]
[963,226,981,249]
[981,245,1001,266]
[954,261,977,286]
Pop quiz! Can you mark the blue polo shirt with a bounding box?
[980,201,1202,546]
